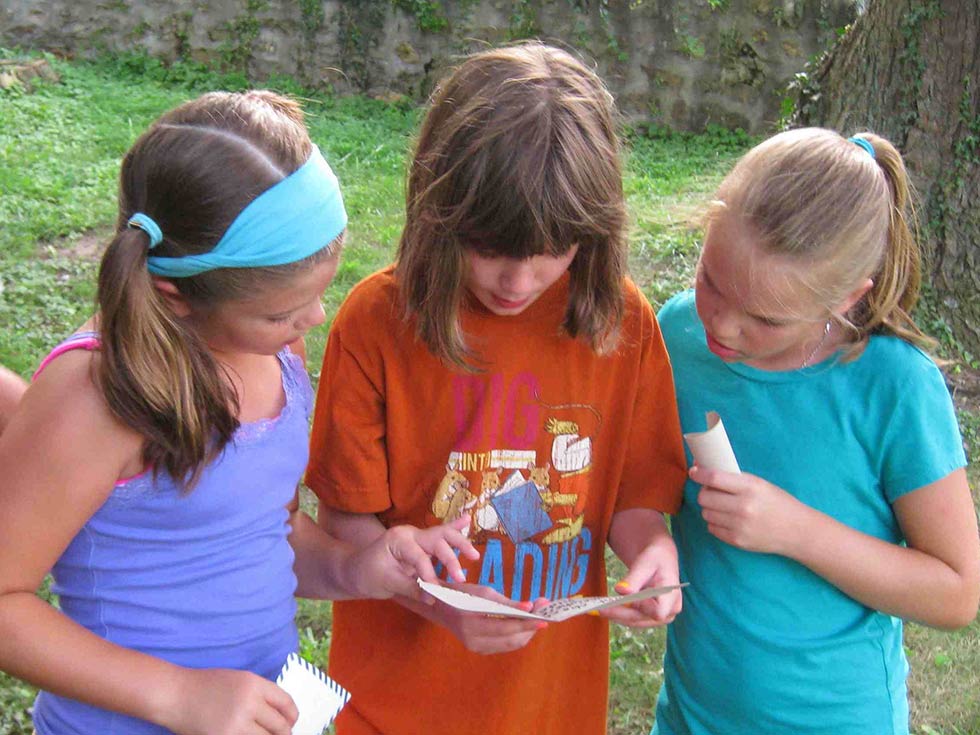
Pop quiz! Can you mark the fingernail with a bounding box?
[587,610,601,617]
[615,581,631,593]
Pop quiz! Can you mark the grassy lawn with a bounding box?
[0,52,977,735]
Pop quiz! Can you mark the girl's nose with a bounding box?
[499,260,536,293]
[708,308,740,340]
[299,300,327,331]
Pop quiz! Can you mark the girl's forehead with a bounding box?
[702,215,816,317]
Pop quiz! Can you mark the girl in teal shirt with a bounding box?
[654,128,980,735]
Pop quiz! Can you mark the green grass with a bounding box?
[1,52,978,735]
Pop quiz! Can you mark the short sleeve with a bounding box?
[306,306,393,514]
[879,352,966,502]
[613,289,688,515]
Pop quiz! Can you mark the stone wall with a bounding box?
[0,0,860,133]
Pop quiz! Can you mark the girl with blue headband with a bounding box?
[0,90,477,735]
[652,128,980,734]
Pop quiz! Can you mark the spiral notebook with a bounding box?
[276,653,350,735]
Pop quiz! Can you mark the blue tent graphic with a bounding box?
[491,481,553,543]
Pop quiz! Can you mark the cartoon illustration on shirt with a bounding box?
[473,469,503,540]
[431,465,476,522]
[434,372,602,600]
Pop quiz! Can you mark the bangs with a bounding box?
[445,121,607,260]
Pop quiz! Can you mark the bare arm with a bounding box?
[0,365,27,436]
[695,466,980,629]
[602,507,683,627]
[0,354,297,735]
[288,497,475,600]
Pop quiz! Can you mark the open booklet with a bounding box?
[418,579,687,622]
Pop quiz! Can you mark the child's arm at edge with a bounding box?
[0,365,27,436]
[602,507,683,628]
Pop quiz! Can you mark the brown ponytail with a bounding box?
[97,227,239,486]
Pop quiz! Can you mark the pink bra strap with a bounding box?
[33,333,101,380]
[32,332,149,485]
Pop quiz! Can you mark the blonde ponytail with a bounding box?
[857,134,932,350]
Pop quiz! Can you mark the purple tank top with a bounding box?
[32,333,311,735]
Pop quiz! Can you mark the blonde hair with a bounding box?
[98,90,338,488]
[711,127,931,356]
[395,42,629,370]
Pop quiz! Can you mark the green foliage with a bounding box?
[596,0,629,62]
[220,0,270,73]
[897,0,942,127]
[0,673,34,735]
[392,0,449,33]
[508,0,539,40]
[678,33,706,59]
[299,0,325,36]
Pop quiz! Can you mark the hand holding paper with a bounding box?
[683,411,740,473]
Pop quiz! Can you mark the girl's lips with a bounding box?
[705,333,740,359]
[492,294,530,310]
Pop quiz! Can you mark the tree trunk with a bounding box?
[793,0,980,358]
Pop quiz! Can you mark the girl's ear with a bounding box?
[835,277,874,316]
[151,277,193,318]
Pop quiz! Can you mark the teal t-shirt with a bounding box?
[653,291,966,735]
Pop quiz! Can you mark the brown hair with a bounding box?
[711,127,930,357]
[97,90,338,487]
[395,42,629,370]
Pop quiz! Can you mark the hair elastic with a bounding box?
[847,136,876,159]
[127,213,164,249]
[146,145,348,278]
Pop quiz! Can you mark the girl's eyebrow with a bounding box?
[702,260,790,324]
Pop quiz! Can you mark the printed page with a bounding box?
[418,580,687,622]
[683,410,740,473]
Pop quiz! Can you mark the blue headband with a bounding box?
[143,146,347,277]
[127,213,163,248]
[847,136,876,159]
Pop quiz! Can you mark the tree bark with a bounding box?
[794,0,980,357]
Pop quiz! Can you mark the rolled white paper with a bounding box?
[683,411,740,473]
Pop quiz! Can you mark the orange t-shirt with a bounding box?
[306,267,686,735]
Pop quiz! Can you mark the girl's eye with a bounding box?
[754,315,788,328]
[268,314,292,324]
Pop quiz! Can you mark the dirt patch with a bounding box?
[41,226,113,263]
[0,58,60,92]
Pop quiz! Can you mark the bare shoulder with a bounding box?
[0,350,145,591]
[8,349,144,486]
